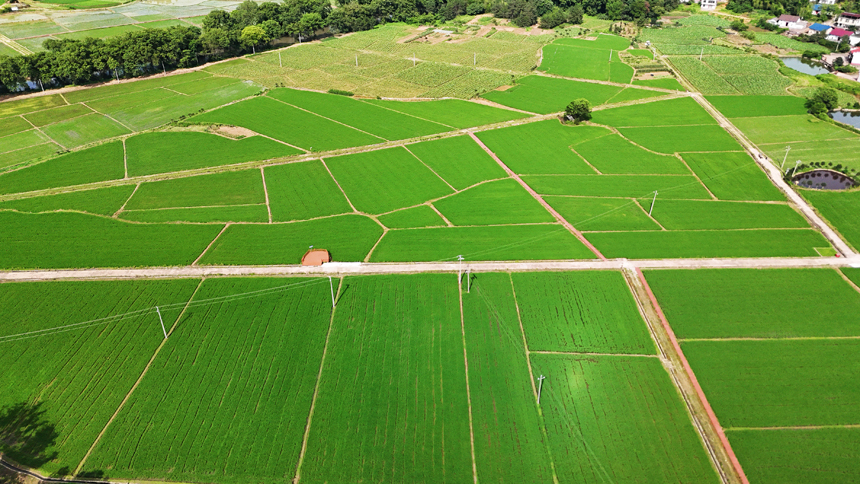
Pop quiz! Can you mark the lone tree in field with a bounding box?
[565,99,592,124]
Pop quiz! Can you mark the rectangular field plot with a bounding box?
[727,427,860,484]
[0,185,134,216]
[523,175,712,199]
[370,225,597,262]
[762,138,860,171]
[476,121,608,174]
[265,161,353,222]
[0,144,60,172]
[546,196,661,231]
[707,95,807,118]
[633,77,686,91]
[573,134,690,174]
[681,339,860,427]
[587,229,829,259]
[378,204,446,228]
[530,354,719,483]
[124,170,265,210]
[804,189,860,251]
[406,135,507,190]
[0,94,66,117]
[604,87,668,104]
[193,96,383,151]
[120,205,269,223]
[83,277,335,483]
[512,271,656,354]
[0,279,200,475]
[41,114,130,149]
[433,179,554,225]
[681,152,785,201]
[301,274,472,483]
[647,200,808,230]
[0,116,35,138]
[365,98,529,128]
[0,212,222,269]
[23,104,94,128]
[645,268,860,339]
[0,130,54,159]
[63,71,211,104]
[482,75,622,114]
[591,97,716,127]
[325,147,453,214]
[199,214,383,265]
[539,43,632,83]
[732,115,857,144]
[462,273,554,483]
[0,142,124,195]
[619,125,742,153]
[126,132,295,177]
[268,88,451,140]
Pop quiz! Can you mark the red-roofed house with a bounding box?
[836,12,860,29]
[827,27,855,42]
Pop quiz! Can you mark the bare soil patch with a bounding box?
[214,125,257,139]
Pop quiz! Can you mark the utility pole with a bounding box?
[609,49,612,62]
[537,375,546,404]
[648,190,658,216]
[413,53,416,67]
[790,160,801,178]
[457,255,464,284]
[156,306,167,339]
[355,55,358,67]
[782,146,791,171]
[466,269,471,293]
[329,276,335,308]
[279,51,282,67]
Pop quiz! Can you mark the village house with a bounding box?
[777,14,804,29]
[809,22,833,34]
[835,12,860,29]
[700,0,717,10]
[827,27,855,42]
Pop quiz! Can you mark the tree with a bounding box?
[567,4,584,24]
[240,25,269,53]
[806,87,839,111]
[565,98,592,124]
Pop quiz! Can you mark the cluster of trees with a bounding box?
[726,0,806,16]
[491,0,678,28]
[805,87,839,116]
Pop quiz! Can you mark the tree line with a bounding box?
[0,0,674,94]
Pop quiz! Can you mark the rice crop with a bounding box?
[369,224,597,261]
[573,134,690,174]
[0,129,51,155]
[198,214,383,265]
[0,211,222,269]
[482,75,622,114]
[23,104,94,128]
[126,132,294,177]
[604,87,667,104]
[645,268,860,339]
[120,205,269,223]
[545,196,661,231]
[461,273,554,483]
[194,96,383,151]
[618,125,742,153]
[511,271,656,354]
[587,229,828,258]
[762,138,860,171]
[539,44,615,81]
[0,94,66,117]
[365,99,528,129]
[82,277,335,483]
[680,152,784,201]
[728,427,860,484]
[433,179,554,225]
[267,88,450,141]
[0,117,35,137]
[264,161,353,222]
[706,95,807,118]
[556,34,631,51]
[732,115,856,145]
[592,96,716,127]
[681,339,860,427]
[529,354,720,483]
[325,147,453,214]
[41,114,130,149]
[64,72,211,104]
[0,144,59,172]
[632,77,686,90]
[476,120,608,174]
[406,135,508,190]
[0,185,134,215]
[125,170,265,210]
[803,189,860,251]
[646,200,808,230]
[0,278,200,475]
[378,205,446,228]
[522,174,712,199]
[0,141,124,195]
[301,274,472,483]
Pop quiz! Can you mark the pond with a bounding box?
[793,169,857,190]
[782,57,830,76]
[829,110,860,128]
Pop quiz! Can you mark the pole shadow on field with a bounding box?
[335,281,349,306]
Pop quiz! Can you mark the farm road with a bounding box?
[1,256,858,282]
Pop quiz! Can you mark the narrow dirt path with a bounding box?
[468,132,607,259]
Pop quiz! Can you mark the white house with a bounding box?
[817,0,837,5]
[700,0,717,10]
[827,27,855,42]
[835,12,860,29]
[777,14,804,29]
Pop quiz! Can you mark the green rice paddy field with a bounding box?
[0,272,720,483]
[646,268,860,483]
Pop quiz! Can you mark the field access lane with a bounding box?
[1,256,859,282]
